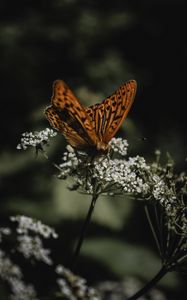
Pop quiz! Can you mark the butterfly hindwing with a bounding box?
[45,106,92,149]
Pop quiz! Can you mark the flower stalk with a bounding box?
[72,193,99,269]
[127,266,168,300]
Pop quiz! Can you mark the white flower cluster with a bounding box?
[151,174,177,216]
[0,216,60,298]
[56,138,187,239]
[56,265,101,300]
[148,164,187,236]
[0,250,38,300]
[58,145,79,179]
[10,278,37,300]
[91,155,150,195]
[58,138,150,196]
[17,128,57,150]
[9,215,58,264]
[11,215,58,239]
[109,138,128,156]
[17,235,53,265]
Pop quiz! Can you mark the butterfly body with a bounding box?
[45,79,137,154]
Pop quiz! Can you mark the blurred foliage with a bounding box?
[0,0,186,299]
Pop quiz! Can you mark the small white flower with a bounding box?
[56,264,65,274]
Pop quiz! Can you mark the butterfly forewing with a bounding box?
[86,80,137,143]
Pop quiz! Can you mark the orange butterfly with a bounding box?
[45,79,137,154]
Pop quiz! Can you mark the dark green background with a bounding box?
[0,0,186,299]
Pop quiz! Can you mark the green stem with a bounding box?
[127,266,168,300]
[72,193,98,268]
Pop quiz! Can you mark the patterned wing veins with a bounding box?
[86,80,137,143]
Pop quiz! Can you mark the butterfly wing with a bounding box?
[45,80,100,149]
[86,80,137,143]
[45,106,89,148]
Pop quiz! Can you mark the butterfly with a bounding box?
[45,79,137,154]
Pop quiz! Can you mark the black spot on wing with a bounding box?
[80,117,86,122]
